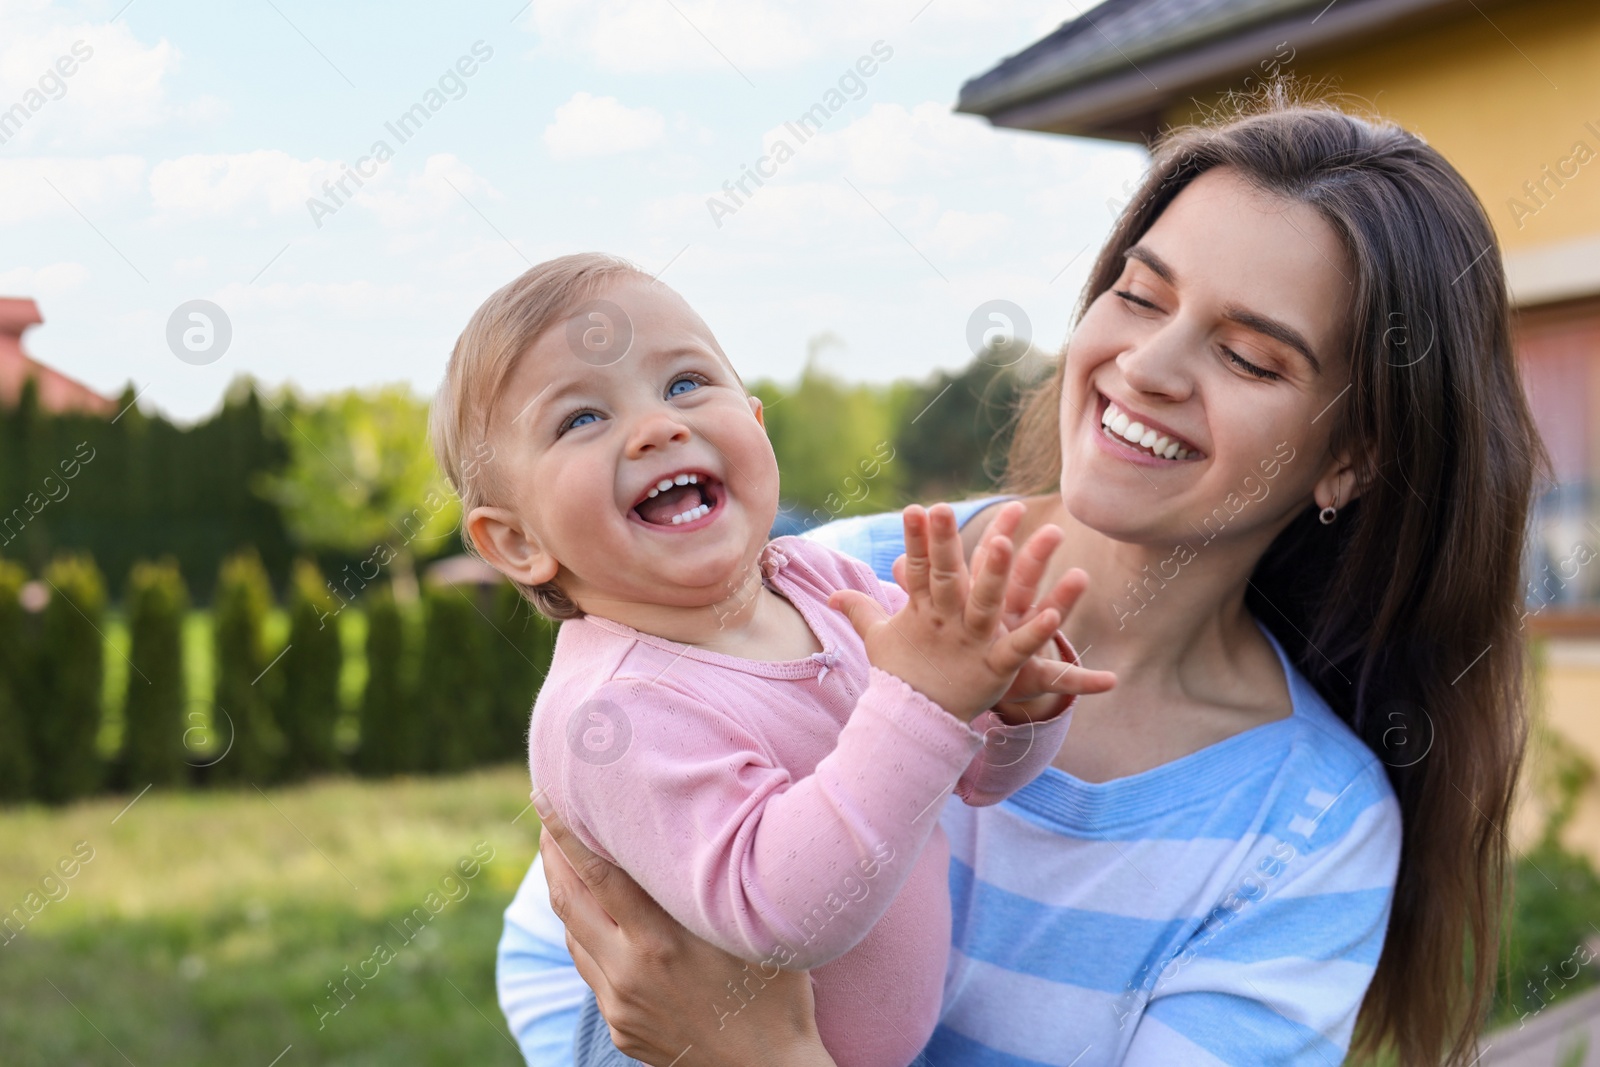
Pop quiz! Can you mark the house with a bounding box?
[0,297,117,416]
[957,0,1600,865]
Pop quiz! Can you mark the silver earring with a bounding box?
[1319,488,1339,525]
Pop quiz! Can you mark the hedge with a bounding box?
[33,553,105,802]
[276,558,342,780]
[122,558,189,789]
[209,550,278,787]
[355,584,420,776]
[418,583,492,774]
[0,551,556,803]
[0,559,32,800]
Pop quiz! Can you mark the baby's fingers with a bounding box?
[1033,566,1091,629]
[828,588,890,643]
[964,534,1013,637]
[926,503,967,617]
[987,607,1061,677]
[1005,523,1065,622]
[900,506,931,600]
[1015,654,1118,698]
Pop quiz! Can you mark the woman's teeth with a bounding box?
[645,472,700,498]
[1101,401,1191,460]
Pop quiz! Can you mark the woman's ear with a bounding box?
[467,505,560,587]
[1313,451,1366,513]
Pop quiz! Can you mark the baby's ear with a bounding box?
[466,506,559,587]
[747,394,764,428]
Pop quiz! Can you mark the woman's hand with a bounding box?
[538,803,837,1067]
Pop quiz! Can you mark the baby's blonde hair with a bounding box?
[431,252,649,620]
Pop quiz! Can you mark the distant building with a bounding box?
[0,297,117,416]
[957,0,1600,863]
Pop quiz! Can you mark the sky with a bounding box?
[0,0,1146,424]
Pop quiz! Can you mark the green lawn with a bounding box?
[0,767,538,1066]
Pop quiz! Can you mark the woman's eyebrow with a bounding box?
[1222,304,1322,375]
[1124,244,1174,283]
[1125,243,1322,375]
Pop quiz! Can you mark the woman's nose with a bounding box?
[625,409,692,457]
[1118,321,1196,401]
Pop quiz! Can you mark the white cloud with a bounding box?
[0,260,90,298]
[357,153,498,228]
[924,209,1010,257]
[543,92,666,160]
[0,6,194,149]
[0,154,145,224]
[521,0,1077,75]
[149,150,333,222]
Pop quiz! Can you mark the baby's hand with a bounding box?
[968,502,1116,723]
[827,503,1062,723]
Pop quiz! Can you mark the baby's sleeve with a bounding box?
[532,670,986,972]
[872,576,1075,807]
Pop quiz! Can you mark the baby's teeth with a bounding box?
[1122,421,1145,443]
[670,503,710,525]
[674,473,690,486]
[687,473,698,484]
[1110,410,1130,434]
[656,478,675,492]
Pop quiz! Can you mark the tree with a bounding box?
[256,385,460,605]
[276,558,343,779]
[34,553,105,802]
[209,550,278,786]
[418,583,491,773]
[355,583,420,775]
[892,343,1053,504]
[487,582,554,764]
[123,558,189,789]
[751,335,909,529]
[0,560,34,800]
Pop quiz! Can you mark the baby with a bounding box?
[431,253,1114,1067]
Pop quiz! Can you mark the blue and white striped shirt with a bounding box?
[497,499,1401,1066]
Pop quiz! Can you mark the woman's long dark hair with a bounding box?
[1006,97,1544,1065]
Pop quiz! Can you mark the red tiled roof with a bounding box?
[0,297,117,416]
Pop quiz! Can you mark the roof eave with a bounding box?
[957,0,1468,140]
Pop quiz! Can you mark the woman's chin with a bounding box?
[1059,480,1176,545]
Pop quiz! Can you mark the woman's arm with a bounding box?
[540,806,837,1067]
[496,853,594,1066]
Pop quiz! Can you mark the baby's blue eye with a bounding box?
[567,412,599,430]
[668,376,700,397]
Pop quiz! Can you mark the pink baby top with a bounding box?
[527,535,1075,1067]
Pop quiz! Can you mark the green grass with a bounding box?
[0,766,539,1066]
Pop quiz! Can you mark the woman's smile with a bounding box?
[1092,391,1205,465]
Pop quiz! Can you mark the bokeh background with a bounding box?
[2,0,1599,1063]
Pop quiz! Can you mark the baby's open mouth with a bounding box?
[632,471,722,527]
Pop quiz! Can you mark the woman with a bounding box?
[496,101,1541,1066]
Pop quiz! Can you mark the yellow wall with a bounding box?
[1527,649,1600,868]
[1165,0,1600,252]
